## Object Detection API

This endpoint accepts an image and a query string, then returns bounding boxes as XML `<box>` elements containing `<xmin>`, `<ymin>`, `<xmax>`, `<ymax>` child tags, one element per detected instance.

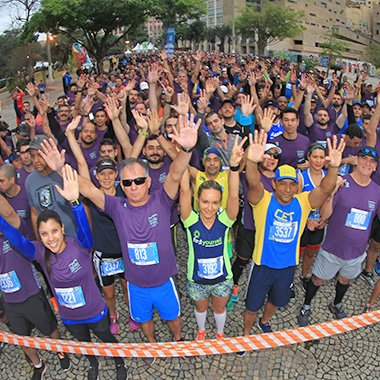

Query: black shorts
<box><xmin>300</xmin><ymin>228</ymin><xmax>325</xmax><ymax>248</ymax></box>
<box><xmin>235</xmin><ymin>222</ymin><xmax>255</xmax><ymax>260</ymax></box>
<box><xmin>371</xmin><ymin>215</ymin><xmax>380</xmax><ymax>243</ymax></box>
<box><xmin>4</xmin><ymin>290</ymin><xmax>57</xmax><ymax>336</ymax></box>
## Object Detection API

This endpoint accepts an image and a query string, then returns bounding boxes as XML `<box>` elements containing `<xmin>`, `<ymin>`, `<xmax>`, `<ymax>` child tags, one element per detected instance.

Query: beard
<box><xmin>146</xmin><ymin>154</ymin><xmax>164</xmax><ymax>164</ymax></box>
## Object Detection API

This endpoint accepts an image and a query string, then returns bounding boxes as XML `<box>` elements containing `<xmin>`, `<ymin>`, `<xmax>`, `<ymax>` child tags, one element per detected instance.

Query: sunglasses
<box><xmin>266</xmin><ymin>152</ymin><xmax>280</xmax><ymax>159</ymax></box>
<box><xmin>122</xmin><ymin>177</ymin><xmax>147</xmax><ymax>187</ymax></box>
<box><xmin>359</xmin><ymin>148</ymin><xmax>379</xmax><ymax>159</ymax></box>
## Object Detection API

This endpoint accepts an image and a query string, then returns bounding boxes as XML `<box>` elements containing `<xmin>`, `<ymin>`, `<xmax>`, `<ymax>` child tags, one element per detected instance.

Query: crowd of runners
<box><xmin>0</xmin><ymin>50</ymin><xmax>379</xmax><ymax>380</ymax></box>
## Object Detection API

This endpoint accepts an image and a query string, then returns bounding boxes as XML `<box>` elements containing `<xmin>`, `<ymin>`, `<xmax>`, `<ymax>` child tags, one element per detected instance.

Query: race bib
<box><xmin>309</xmin><ymin>208</ymin><xmax>321</xmax><ymax>221</ymax></box>
<box><xmin>197</xmin><ymin>256</ymin><xmax>224</xmax><ymax>280</ymax></box>
<box><xmin>269</xmin><ymin>220</ymin><xmax>298</xmax><ymax>243</ymax></box>
<box><xmin>0</xmin><ymin>271</ymin><xmax>21</xmax><ymax>293</ymax></box>
<box><xmin>100</xmin><ymin>257</ymin><xmax>124</xmax><ymax>276</ymax></box>
<box><xmin>127</xmin><ymin>242</ymin><xmax>159</xmax><ymax>266</ymax></box>
<box><xmin>55</xmin><ymin>286</ymin><xmax>86</xmax><ymax>309</ymax></box>
<box><xmin>345</xmin><ymin>208</ymin><xmax>371</xmax><ymax>230</ymax></box>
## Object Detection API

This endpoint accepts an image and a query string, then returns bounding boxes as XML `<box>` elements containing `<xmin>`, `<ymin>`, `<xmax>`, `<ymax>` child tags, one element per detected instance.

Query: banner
<box><xmin>72</xmin><ymin>42</ymin><xmax>91</xmax><ymax>68</ymax></box>
<box><xmin>165</xmin><ymin>27</ymin><xmax>176</xmax><ymax>56</ymax></box>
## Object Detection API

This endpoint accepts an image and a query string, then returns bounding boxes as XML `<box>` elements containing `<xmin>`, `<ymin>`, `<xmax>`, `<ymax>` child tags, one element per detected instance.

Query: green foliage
<box><xmin>206</xmin><ymin>25</ymin><xmax>232</xmax><ymax>52</ymax></box>
<box><xmin>236</xmin><ymin>0</ymin><xmax>305</xmax><ymax>55</ymax></box>
<box><xmin>365</xmin><ymin>44</ymin><xmax>380</xmax><ymax>68</ymax></box>
<box><xmin>176</xmin><ymin>20</ymin><xmax>207</xmax><ymax>48</ymax></box>
<box><xmin>320</xmin><ymin>29</ymin><xmax>347</xmax><ymax>68</ymax></box>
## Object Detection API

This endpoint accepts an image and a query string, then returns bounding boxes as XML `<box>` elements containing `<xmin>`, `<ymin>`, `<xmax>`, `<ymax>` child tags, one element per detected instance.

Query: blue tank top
<box><xmin>300</xmin><ymin>169</ymin><xmax>326</xmax><ymax>220</ymax></box>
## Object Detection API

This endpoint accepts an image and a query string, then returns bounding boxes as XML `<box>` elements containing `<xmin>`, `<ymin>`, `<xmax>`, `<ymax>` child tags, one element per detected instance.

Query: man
<box><xmin>78</xmin><ymin>122</ymin><xmax>106</xmax><ymax>169</ymax></box>
<box><xmin>241</xmin><ymin>130</ymin><xmax>343</xmax><ymax>342</ymax></box>
<box><xmin>298</xmin><ymin>146</ymin><xmax>380</xmax><ymax>325</ymax></box>
<box><xmin>16</xmin><ymin>139</ymin><xmax>34</xmax><ymax>188</ymax></box>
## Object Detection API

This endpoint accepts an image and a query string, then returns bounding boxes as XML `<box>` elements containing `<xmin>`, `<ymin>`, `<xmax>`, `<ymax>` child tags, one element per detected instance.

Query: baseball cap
<box><xmin>352</xmin><ymin>100</ymin><xmax>364</xmax><ymax>107</ymax></box>
<box><xmin>263</xmin><ymin>100</ymin><xmax>280</xmax><ymax>109</ymax></box>
<box><xmin>220</xmin><ymin>85</ymin><xmax>228</xmax><ymax>94</ymax></box>
<box><xmin>221</xmin><ymin>99</ymin><xmax>235</xmax><ymax>107</ymax></box>
<box><xmin>357</xmin><ymin>146</ymin><xmax>379</xmax><ymax>162</ymax></box>
<box><xmin>265</xmin><ymin>143</ymin><xmax>282</xmax><ymax>155</ymax></box>
<box><xmin>27</xmin><ymin>135</ymin><xmax>49</xmax><ymax>151</ymax></box>
<box><xmin>202</xmin><ymin>147</ymin><xmax>222</xmax><ymax>162</ymax></box>
<box><xmin>274</xmin><ymin>165</ymin><xmax>298</xmax><ymax>183</ymax></box>
<box><xmin>9</xmin><ymin>151</ymin><xmax>20</xmax><ymax>163</ymax></box>
<box><xmin>140</xmin><ymin>81</ymin><xmax>149</xmax><ymax>90</ymax></box>
<box><xmin>96</xmin><ymin>157</ymin><xmax>117</xmax><ymax>173</ymax></box>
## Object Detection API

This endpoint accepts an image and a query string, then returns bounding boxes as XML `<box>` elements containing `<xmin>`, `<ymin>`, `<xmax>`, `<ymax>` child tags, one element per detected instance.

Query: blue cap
<box><xmin>274</xmin><ymin>165</ymin><xmax>298</xmax><ymax>183</ymax></box>
<box><xmin>203</xmin><ymin>147</ymin><xmax>222</xmax><ymax>162</ymax></box>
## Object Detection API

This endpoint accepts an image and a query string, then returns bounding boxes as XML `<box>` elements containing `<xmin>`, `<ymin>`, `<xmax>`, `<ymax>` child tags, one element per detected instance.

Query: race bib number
<box><xmin>100</xmin><ymin>257</ymin><xmax>124</xmax><ymax>276</ymax></box>
<box><xmin>0</xmin><ymin>271</ymin><xmax>21</xmax><ymax>293</ymax></box>
<box><xmin>309</xmin><ymin>208</ymin><xmax>321</xmax><ymax>221</ymax></box>
<box><xmin>55</xmin><ymin>286</ymin><xmax>86</xmax><ymax>309</ymax></box>
<box><xmin>345</xmin><ymin>208</ymin><xmax>371</xmax><ymax>230</ymax></box>
<box><xmin>127</xmin><ymin>242</ymin><xmax>159</xmax><ymax>266</ymax></box>
<box><xmin>197</xmin><ymin>256</ymin><xmax>224</xmax><ymax>280</ymax></box>
<box><xmin>269</xmin><ymin>220</ymin><xmax>298</xmax><ymax>243</ymax></box>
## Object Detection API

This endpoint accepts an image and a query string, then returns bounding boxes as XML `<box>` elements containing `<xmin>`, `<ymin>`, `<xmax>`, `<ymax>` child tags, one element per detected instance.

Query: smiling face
<box><xmin>272</xmin><ymin>179</ymin><xmax>298</xmax><ymax>205</ymax></box>
<box><xmin>308</xmin><ymin>148</ymin><xmax>326</xmax><ymax>170</ymax></box>
<box><xmin>96</xmin><ymin>168</ymin><xmax>117</xmax><ymax>191</ymax></box>
<box><xmin>38</xmin><ymin>219</ymin><xmax>66</xmax><ymax>254</ymax></box>
<box><xmin>197</xmin><ymin>188</ymin><xmax>221</xmax><ymax>222</ymax></box>
<box><xmin>121</xmin><ymin>163</ymin><xmax>151</xmax><ymax>206</ymax></box>
<box><xmin>355</xmin><ymin>155</ymin><xmax>377</xmax><ymax>177</ymax></box>
<box><xmin>204</xmin><ymin>153</ymin><xmax>221</xmax><ymax>177</ymax></box>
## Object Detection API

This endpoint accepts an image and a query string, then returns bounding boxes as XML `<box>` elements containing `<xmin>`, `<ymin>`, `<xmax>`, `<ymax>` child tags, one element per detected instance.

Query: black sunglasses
<box><xmin>122</xmin><ymin>177</ymin><xmax>147</xmax><ymax>187</ymax></box>
<box><xmin>360</xmin><ymin>147</ymin><xmax>378</xmax><ymax>159</ymax></box>
<box><xmin>266</xmin><ymin>152</ymin><xmax>280</xmax><ymax>159</ymax></box>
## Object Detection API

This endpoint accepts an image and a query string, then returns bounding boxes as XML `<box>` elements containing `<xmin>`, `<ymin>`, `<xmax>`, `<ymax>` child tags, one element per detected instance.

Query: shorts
<box><xmin>235</xmin><ymin>222</ymin><xmax>255</xmax><ymax>260</ymax></box>
<box><xmin>300</xmin><ymin>228</ymin><xmax>325</xmax><ymax>248</ymax></box>
<box><xmin>371</xmin><ymin>215</ymin><xmax>380</xmax><ymax>243</ymax></box>
<box><xmin>65</xmin><ymin>312</ymin><xmax>110</xmax><ymax>340</ymax></box>
<box><xmin>4</xmin><ymin>290</ymin><xmax>57</xmax><ymax>336</ymax></box>
<box><xmin>187</xmin><ymin>278</ymin><xmax>234</xmax><ymax>301</ymax></box>
<box><xmin>127</xmin><ymin>278</ymin><xmax>181</xmax><ymax>323</ymax></box>
<box><xmin>245</xmin><ymin>264</ymin><xmax>296</xmax><ymax>312</ymax></box>
<box><xmin>93</xmin><ymin>251</ymin><xmax>125</xmax><ymax>287</ymax></box>
<box><xmin>312</xmin><ymin>248</ymin><xmax>366</xmax><ymax>281</ymax></box>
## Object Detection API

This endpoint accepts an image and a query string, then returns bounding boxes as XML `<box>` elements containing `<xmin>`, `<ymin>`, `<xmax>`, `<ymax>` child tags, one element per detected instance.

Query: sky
<box><xmin>0</xmin><ymin>5</ymin><xmax>16</xmax><ymax>33</ymax></box>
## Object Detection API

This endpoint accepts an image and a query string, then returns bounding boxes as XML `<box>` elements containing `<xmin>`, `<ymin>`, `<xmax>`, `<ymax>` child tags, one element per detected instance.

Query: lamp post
<box><xmin>232</xmin><ymin>0</ymin><xmax>236</xmax><ymax>54</ymax></box>
<box><xmin>46</xmin><ymin>33</ymin><xmax>54</xmax><ymax>82</ymax></box>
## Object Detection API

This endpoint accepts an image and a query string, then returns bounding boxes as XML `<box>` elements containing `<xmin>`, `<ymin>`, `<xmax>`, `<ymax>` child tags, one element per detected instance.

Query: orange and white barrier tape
<box><xmin>0</xmin><ymin>310</ymin><xmax>379</xmax><ymax>358</ymax></box>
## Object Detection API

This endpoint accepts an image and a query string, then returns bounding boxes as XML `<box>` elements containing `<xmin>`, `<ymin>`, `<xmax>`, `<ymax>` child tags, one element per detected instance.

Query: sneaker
<box><xmin>297</xmin><ymin>306</ymin><xmax>311</xmax><ymax>327</ymax></box>
<box><xmin>301</xmin><ymin>276</ymin><xmax>309</xmax><ymax>293</ymax></box>
<box><xmin>57</xmin><ymin>352</ymin><xmax>71</xmax><ymax>371</ymax></box>
<box><xmin>231</xmin><ymin>285</ymin><xmax>239</xmax><ymax>302</ymax></box>
<box><xmin>196</xmin><ymin>330</ymin><xmax>206</xmax><ymax>340</ymax></box>
<box><xmin>116</xmin><ymin>364</ymin><xmax>128</xmax><ymax>380</ymax></box>
<box><xmin>258</xmin><ymin>318</ymin><xmax>273</xmax><ymax>333</ymax></box>
<box><xmin>216</xmin><ymin>332</ymin><xmax>225</xmax><ymax>339</ymax></box>
<box><xmin>236</xmin><ymin>350</ymin><xmax>246</xmax><ymax>357</ymax></box>
<box><xmin>32</xmin><ymin>362</ymin><xmax>46</xmax><ymax>380</ymax></box>
<box><xmin>128</xmin><ymin>316</ymin><xmax>140</xmax><ymax>331</ymax></box>
<box><xmin>142</xmin><ymin>357</ymin><xmax>156</xmax><ymax>366</ymax></box>
<box><xmin>364</xmin><ymin>304</ymin><xmax>372</xmax><ymax>313</ymax></box>
<box><xmin>374</xmin><ymin>261</ymin><xmax>380</xmax><ymax>276</ymax></box>
<box><xmin>328</xmin><ymin>303</ymin><xmax>347</xmax><ymax>319</ymax></box>
<box><xmin>110</xmin><ymin>316</ymin><xmax>119</xmax><ymax>335</ymax></box>
<box><xmin>290</xmin><ymin>283</ymin><xmax>295</xmax><ymax>299</ymax></box>
<box><xmin>360</xmin><ymin>271</ymin><xmax>375</xmax><ymax>287</ymax></box>
<box><xmin>87</xmin><ymin>362</ymin><xmax>100</xmax><ymax>380</ymax></box>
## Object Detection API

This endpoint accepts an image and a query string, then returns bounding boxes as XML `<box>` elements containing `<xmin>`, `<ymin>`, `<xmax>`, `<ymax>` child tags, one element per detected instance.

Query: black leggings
<box><xmin>65</xmin><ymin>315</ymin><xmax>124</xmax><ymax>368</ymax></box>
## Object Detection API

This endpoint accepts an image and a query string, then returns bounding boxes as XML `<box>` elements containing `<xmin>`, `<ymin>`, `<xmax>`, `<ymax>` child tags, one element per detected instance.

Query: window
<box><xmin>294</xmin><ymin>40</ymin><xmax>303</xmax><ymax>45</ymax></box>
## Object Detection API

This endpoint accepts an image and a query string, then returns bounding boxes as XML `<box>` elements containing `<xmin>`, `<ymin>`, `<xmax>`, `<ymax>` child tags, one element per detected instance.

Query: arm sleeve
<box><xmin>47</xmin><ymin>112</ymin><xmax>66</xmax><ymax>145</ymax></box>
<box><xmin>71</xmin><ymin>203</ymin><xmax>93</xmax><ymax>249</ymax></box>
<box><xmin>0</xmin><ymin>216</ymin><xmax>36</xmax><ymax>260</ymax></box>
<box><xmin>13</xmin><ymin>99</ymin><xmax>23</xmax><ymax>119</ymax></box>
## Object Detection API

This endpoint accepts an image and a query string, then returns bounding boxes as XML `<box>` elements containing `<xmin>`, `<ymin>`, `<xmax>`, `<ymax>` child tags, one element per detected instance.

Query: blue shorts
<box><xmin>127</xmin><ymin>278</ymin><xmax>181</xmax><ymax>323</ymax></box>
<box><xmin>245</xmin><ymin>265</ymin><xmax>296</xmax><ymax>312</ymax></box>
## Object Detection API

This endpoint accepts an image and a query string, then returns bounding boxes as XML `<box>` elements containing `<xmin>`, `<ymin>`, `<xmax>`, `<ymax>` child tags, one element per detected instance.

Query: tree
<box><xmin>0</xmin><ymin>0</ymin><xmax>40</xmax><ymax>24</ymax></box>
<box><xmin>320</xmin><ymin>28</ymin><xmax>347</xmax><ymax>71</ymax></box>
<box><xmin>236</xmin><ymin>0</ymin><xmax>305</xmax><ymax>55</ymax></box>
<box><xmin>365</xmin><ymin>43</ymin><xmax>380</xmax><ymax>68</ymax></box>
<box><xmin>25</xmin><ymin>0</ymin><xmax>205</xmax><ymax>72</ymax></box>
<box><xmin>176</xmin><ymin>19</ymin><xmax>207</xmax><ymax>49</ymax></box>
<box><xmin>206</xmin><ymin>25</ymin><xmax>231</xmax><ymax>52</ymax></box>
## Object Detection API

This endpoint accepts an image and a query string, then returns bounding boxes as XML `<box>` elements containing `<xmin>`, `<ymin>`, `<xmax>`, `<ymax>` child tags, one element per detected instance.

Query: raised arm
<box><xmin>304</xmin><ymin>82</ymin><xmax>315</xmax><ymax>128</ymax></box>
<box><xmin>0</xmin><ymin>194</ymin><xmax>20</xmax><ymax>229</ymax></box>
<box><xmin>179</xmin><ymin>168</ymin><xmax>192</xmax><ymax>221</ymax></box>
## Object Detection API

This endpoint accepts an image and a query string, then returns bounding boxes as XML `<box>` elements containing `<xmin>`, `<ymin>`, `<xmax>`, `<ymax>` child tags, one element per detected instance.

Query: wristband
<box><xmin>181</xmin><ymin>146</ymin><xmax>194</xmax><ymax>153</ymax></box>
<box><xmin>165</xmin><ymin>100</ymin><xmax>172</xmax><ymax>104</ymax></box>
<box><xmin>77</xmin><ymin>89</ymin><xmax>83</xmax><ymax>93</ymax></box>
<box><xmin>299</xmin><ymin>86</ymin><xmax>306</xmax><ymax>91</ymax></box>
<box><xmin>151</xmin><ymin>131</ymin><xmax>162</xmax><ymax>138</ymax></box>
<box><xmin>83</xmin><ymin>114</ymin><xmax>89</xmax><ymax>117</ymax></box>
<box><xmin>70</xmin><ymin>199</ymin><xmax>80</xmax><ymax>207</ymax></box>
<box><xmin>229</xmin><ymin>165</ymin><xmax>240</xmax><ymax>172</ymax></box>
<box><xmin>138</xmin><ymin>129</ymin><xmax>149</xmax><ymax>136</ymax></box>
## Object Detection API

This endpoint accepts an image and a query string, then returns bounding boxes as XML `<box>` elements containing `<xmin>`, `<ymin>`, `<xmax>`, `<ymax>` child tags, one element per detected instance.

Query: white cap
<box><xmin>264</xmin><ymin>143</ymin><xmax>282</xmax><ymax>154</ymax></box>
<box><xmin>140</xmin><ymin>81</ymin><xmax>149</xmax><ymax>90</ymax></box>
<box><xmin>220</xmin><ymin>85</ymin><xmax>228</xmax><ymax>94</ymax></box>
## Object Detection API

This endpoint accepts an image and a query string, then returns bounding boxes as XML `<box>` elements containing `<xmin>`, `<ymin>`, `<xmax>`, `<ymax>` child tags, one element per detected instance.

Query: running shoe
<box><xmin>128</xmin><ymin>316</ymin><xmax>140</xmax><ymax>331</ymax></box>
<box><xmin>196</xmin><ymin>330</ymin><xmax>206</xmax><ymax>340</ymax></box>
<box><xmin>374</xmin><ymin>261</ymin><xmax>380</xmax><ymax>276</ymax></box>
<box><xmin>297</xmin><ymin>306</ymin><xmax>311</xmax><ymax>327</ymax></box>
<box><xmin>32</xmin><ymin>362</ymin><xmax>46</xmax><ymax>380</ymax></box>
<box><xmin>328</xmin><ymin>303</ymin><xmax>347</xmax><ymax>319</ymax></box>
<box><xmin>110</xmin><ymin>316</ymin><xmax>119</xmax><ymax>335</ymax></box>
<box><xmin>236</xmin><ymin>350</ymin><xmax>246</xmax><ymax>357</ymax></box>
<box><xmin>364</xmin><ymin>304</ymin><xmax>372</xmax><ymax>313</ymax></box>
<box><xmin>300</xmin><ymin>276</ymin><xmax>309</xmax><ymax>293</ymax></box>
<box><xmin>216</xmin><ymin>332</ymin><xmax>225</xmax><ymax>339</ymax></box>
<box><xmin>231</xmin><ymin>285</ymin><xmax>239</xmax><ymax>302</ymax></box>
<box><xmin>142</xmin><ymin>357</ymin><xmax>156</xmax><ymax>366</ymax></box>
<box><xmin>116</xmin><ymin>364</ymin><xmax>128</xmax><ymax>380</ymax></box>
<box><xmin>87</xmin><ymin>362</ymin><xmax>100</xmax><ymax>380</ymax></box>
<box><xmin>290</xmin><ymin>283</ymin><xmax>295</xmax><ymax>299</ymax></box>
<box><xmin>360</xmin><ymin>270</ymin><xmax>375</xmax><ymax>287</ymax></box>
<box><xmin>258</xmin><ymin>318</ymin><xmax>273</xmax><ymax>333</ymax></box>
<box><xmin>57</xmin><ymin>352</ymin><xmax>71</xmax><ymax>371</ymax></box>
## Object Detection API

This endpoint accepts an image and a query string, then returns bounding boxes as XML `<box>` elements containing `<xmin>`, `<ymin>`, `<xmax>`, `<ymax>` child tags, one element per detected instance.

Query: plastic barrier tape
<box><xmin>0</xmin><ymin>310</ymin><xmax>379</xmax><ymax>358</ymax></box>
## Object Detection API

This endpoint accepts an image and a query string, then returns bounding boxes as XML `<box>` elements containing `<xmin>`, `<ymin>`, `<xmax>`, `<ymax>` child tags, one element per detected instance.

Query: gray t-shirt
<box><xmin>25</xmin><ymin>171</ymin><xmax>77</xmax><ymax>236</ymax></box>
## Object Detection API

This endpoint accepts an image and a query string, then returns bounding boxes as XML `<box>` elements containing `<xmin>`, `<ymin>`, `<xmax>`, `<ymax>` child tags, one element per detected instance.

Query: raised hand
<box><xmin>258</xmin><ymin>107</ymin><xmax>276</xmax><ymax>132</ymax></box>
<box><xmin>125</xmin><ymin>79</ymin><xmax>136</xmax><ymax>93</ymax></box>
<box><xmin>25</xmin><ymin>82</ymin><xmax>37</xmax><ymax>97</ymax></box>
<box><xmin>325</xmin><ymin>135</ymin><xmax>345</xmax><ymax>168</ymax></box>
<box><xmin>205</xmin><ymin>77</ymin><xmax>218</xmax><ymax>95</ymax></box>
<box><xmin>248</xmin><ymin>71</ymin><xmax>257</xmax><ymax>87</ymax></box>
<box><xmin>105</xmin><ymin>95</ymin><xmax>121</xmax><ymax>121</ymax></box>
<box><xmin>148</xmin><ymin>110</ymin><xmax>161</xmax><ymax>135</ymax></box>
<box><xmin>171</xmin><ymin>93</ymin><xmax>190</xmax><ymax>116</ymax></box>
<box><xmin>229</xmin><ymin>135</ymin><xmax>247</xmax><ymax>167</ymax></box>
<box><xmin>246</xmin><ymin>130</ymin><xmax>268</xmax><ymax>164</ymax></box>
<box><xmin>132</xmin><ymin>109</ymin><xmax>148</xmax><ymax>130</ymax></box>
<box><xmin>168</xmin><ymin>114</ymin><xmax>200</xmax><ymax>151</ymax></box>
<box><xmin>39</xmin><ymin>138</ymin><xmax>65</xmax><ymax>172</ymax></box>
<box><xmin>148</xmin><ymin>63</ymin><xmax>159</xmax><ymax>84</ymax></box>
<box><xmin>241</xmin><ymin>95</ymin><xmax>256</xmax><ymax>116</ymax></box>
<box><xmin>55</xmin><ymin>164</ymin><xmax>79</xmax><ymax>203</ymax></box>
<box><xmin>66</xmin><ymin>115</ymin><xmax>81</xmax><ymax>134</ymax></box>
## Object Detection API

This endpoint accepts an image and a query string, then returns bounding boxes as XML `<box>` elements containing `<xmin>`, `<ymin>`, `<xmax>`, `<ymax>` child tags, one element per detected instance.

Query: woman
<box><xmin>298</xmin><ymin>143</ymin><xmax>327</xmax><ymax>290</ymax></box>
<box><xmin>180</xmin><ymin>135</ymin><xmax>245</xmax><ymax>340</ymax></box>
<box><xmin>0</xmin><ymin>165</ymin><xmax>128</xmax><ymax>380</ymax></box>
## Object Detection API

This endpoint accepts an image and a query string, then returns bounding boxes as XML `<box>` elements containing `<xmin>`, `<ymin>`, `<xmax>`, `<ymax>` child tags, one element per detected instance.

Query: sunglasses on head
<box><xmin>266</xmin><ymin>152</ymin><xmax>280</xmax><ymax>159</ymax></box>
<box><xmin>122</xmin><ymin>177</ymin><xmax>147</xmax><ymax>187</ymax></box>
<box><xmin>360</xmin><ymin>147</ymin><xmax>378</xmax><ymax>159</ymax></box>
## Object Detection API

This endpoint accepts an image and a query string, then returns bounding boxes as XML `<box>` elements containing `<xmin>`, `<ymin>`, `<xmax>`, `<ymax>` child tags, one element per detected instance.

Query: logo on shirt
<box><xmin>89</xmin><ymin>151</ymin><xmax>97</xmax><ymax>159</ymax></box>
<box><xmin>148</xmin><ymin>214</ymin><xmax>158</xmax><ymax>227</ymax></box>
<box><xmin>159</xmin><ymin>172</ymin><xmax>167</xmax><ymax>183</ymax></box>
<box><xmin>38</xmin><ymin>187</ymin><xmax>53</xmax><ymax>208</ymax></box>
<box><xmin>297</xmin><ymin>151</ymin><xmax>304</xmax><ymax>158</ymax></box>
<box><xmin>344</xmin><ymin>182</ymin><xmax>350</xmax><ymax>188</ymax></box>
<box><xmin>68</xmin><ymin>259</ymin><xmax>81</xmax><ymax>273</ymax></box>
<box><xmin>368</xmin><ymin>200</ymin><xmax>376</xmax><ymax>211</ymax></box>
<box><xmin>2</xmin><ymin>240</ymin><xmax>11</xmax><ymax>254</ymax></box>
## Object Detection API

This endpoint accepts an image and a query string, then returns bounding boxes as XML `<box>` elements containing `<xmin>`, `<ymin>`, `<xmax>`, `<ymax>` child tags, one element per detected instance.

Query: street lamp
<box><xmin>46</xmin><ymin>33</ymin><xmax>54</xmax><ymax>82</ymax></box>
<box><xmin>232</xmin><ymin>0</ymin><xmax>236</xmax><ymax>54</ymax></box>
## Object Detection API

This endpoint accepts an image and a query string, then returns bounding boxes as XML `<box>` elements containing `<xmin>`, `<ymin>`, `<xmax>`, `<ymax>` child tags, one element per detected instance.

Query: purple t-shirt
<box><xmin>33</xmin><ymin>237</ymin><xmax>105</xmax><ymax>320</ymax></box>
<box><xmin>272</xmin><ymin>134</ymin><xmax>310</xmax><ymax>168</ymax></box>
<box><xmin>322</xmin><ymin>175</ymin><xmax>380</xmax><ymax>259</ymax></box>
<box><xmin>16</xmin><ymin>167</ymin><xmax>32</xmax><ymax>189</ymax></box>
<box><xmin>307</xmin><ymin>121</ymin><xmax>335</xmax><ymax>143</ymax></box>
<box><xmin>0</xmin><ymin>224</ymin><xmax>41</xmax><ymax>303</ymax></box>
<box><xmin>104</xmin><ymin>189</ymin><xmax>178</xmax><ymax>287</ymax></box>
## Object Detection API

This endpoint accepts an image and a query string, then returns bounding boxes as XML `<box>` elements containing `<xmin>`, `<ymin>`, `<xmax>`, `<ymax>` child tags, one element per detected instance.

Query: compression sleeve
<box><xmin>71</xmin><ymin>203</ymin><xmax>94</xmax><ymax>249</ymax></box>
<box><xmin>0</xmin><ymin>216</ymin><xmax>36</xmax><ymax>260</ymax></box>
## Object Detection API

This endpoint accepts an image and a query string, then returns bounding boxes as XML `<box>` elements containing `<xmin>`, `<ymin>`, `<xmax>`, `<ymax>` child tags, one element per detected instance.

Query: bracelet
<box><xmin>165</xmin><ymin>100</ymin><xmax>172</xmax><ymax>104</ymax></box>
<box><xmin>70</xmin><ymin>199</ymin><xmax>80</xmax><ymax>207</ymax></box>
<box><xmin>181</xmin><ymin>146</ymin><xmax>194</xmax><ymax>153</ymax></box>
<box><xmin>77</xmin><ymin>89</ymin><xmax>83</xmax><ymax>92</ymax></box>
<box><xmin>138</xmin><ymin>129</ymin><xmax>149</xmax><ymax>136</ymax></box>
<box><xmin>299</xmin><ymin>87</ymin><xmax>306</xmax><ymax>91</ymax></box>
<box><xmin>151</xmin><ymin>131</ymin><xmax>162</xmax><ymax>138</ymax></box>
<box><xmin>83</xmin><ymin>114</ymin><xmax>89</xmax><ymax>117</ymax></box>
<box><xmin>229</xmin><ymin>165</ymin><xmax>240</xmax><ymax>172</ymax></box>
